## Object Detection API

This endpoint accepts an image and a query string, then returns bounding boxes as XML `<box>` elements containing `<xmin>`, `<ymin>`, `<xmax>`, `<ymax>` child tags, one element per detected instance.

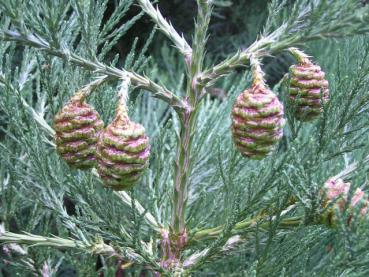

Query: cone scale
<box><xmin>54</xmin><ymin>95</ymin><xmax>104</xmax><ymax>169</ymax></box>
<box><xmin>231</xmin><ymin>83</ymin><xmax>285</xmax><ymax>160</ymax></box>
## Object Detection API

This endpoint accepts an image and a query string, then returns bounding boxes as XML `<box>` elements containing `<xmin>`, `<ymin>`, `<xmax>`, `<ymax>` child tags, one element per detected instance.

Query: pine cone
<box><xmin>231</xmin><ymin>84</ymin><xmax>285</xmax><ymax>160</ymax></box>
<box><xmin>54</xmin><ymin>99</ymin><xmax>104</xmax><ymax>169</ymax></box>
<box><xmin>97</xmin><ymin>114</ymin><xmax>150</xmax><ymax>191</ymax></box>
<box><xmin>288</xmin><ymin>62</ymin><xmax>329</xmax><ymax>121</ymax></box>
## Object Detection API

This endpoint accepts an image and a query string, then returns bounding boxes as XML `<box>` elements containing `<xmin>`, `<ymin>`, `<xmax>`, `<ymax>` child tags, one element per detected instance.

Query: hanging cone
<box><xmin>231</xmin><ymin>56</ymin><xmax>285</xmax><ymax>160</ymax></box>
<box><xmin>288</xmin><ymin>48</ymin><xmax>329</xmax><ymax>121</ymax></box>
<box><xmin>231</xmin><ymin>83</ymin><xmax>285</xmax><ymax>160</ymax></box>
<box><xmin>54</xmin><ymin>95</ymin><xmax>104</xmax><ymax>169</ymax></box>
<box><xmin>97</xmin><ymin>108</ymin><xmax>150</xmax><ymax>191</ymax></box>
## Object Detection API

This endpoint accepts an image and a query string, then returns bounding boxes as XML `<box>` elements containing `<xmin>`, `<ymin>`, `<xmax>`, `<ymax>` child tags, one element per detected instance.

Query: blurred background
<box><xmin>108</xmin><ymin>0</ymin><xmax>288</xmax><ymax>86</ymax></box>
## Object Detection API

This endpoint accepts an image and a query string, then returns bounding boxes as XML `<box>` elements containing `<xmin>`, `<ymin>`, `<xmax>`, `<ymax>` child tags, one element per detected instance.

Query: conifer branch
<box><xmin>199</xmin><ymin>2</ymin><xmax>369</xmax><ymax>87</ymax></box>
<box><xmin>2</xmin><ymin>30</ymin><xmax>186</xmax><ymax>111</ymax></box>
<box><xmin>190</xmin><ymin>0</ymin><xmax>213</xmax><ymax>101</ymax></box>
<box><xmin>192</xmin><ymin>0</ymin><xmax>212</xmax><ymax>75</ymax></box>
<box><xmin>1</xmin><ymin>0</ymin><xmax>369</xmax><ymax>274</ymax></box>
<box><xmin>197</xmin><ymin>30</ymin><xmax>280</xmax><ymax>87</ymax></box>
<box><xmin>0</xmin><ymin>74</ymin><xmax>161</xmax><ymax>235</ymax></box>
<box><xmin>0</xmin><ymin>231</ymin><xmax>117</xmax><ymax>256</ymax></box>
<box><xmin>190</xmin><ymin>204</ymin><xmax>299</xmax><ymax>243</ymax></box>
<box><xmin>189</xmin><ymin>150</ymin><xmax>369</xmax><ymax>245</ymax></box>
<box><xmin>0</xmin><ymin>231</ymin><xmax>165</xmax><ymax>273</ymax></box>
<box><xmin>136</xmin><ymin>0</ymin><xmax>192</xmax><ymax>60</ymax></box>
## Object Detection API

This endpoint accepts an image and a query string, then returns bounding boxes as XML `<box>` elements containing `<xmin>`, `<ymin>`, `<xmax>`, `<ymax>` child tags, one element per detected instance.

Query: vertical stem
<box><xmin>171</xmin><ymin>106</ymin><xmax>198</xmax><ymax>235</ymax></box>
<box><xmin>169</xmin><ymin>0</ymin><xmax>212</xmax><ymax>261</ymax></box>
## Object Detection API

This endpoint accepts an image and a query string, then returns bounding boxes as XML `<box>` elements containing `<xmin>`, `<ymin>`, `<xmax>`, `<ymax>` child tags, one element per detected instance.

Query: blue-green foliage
<box><xmin>0</xmin><ymin>0</ymin><xmax>369</xmax><ymax>276</ymax></box>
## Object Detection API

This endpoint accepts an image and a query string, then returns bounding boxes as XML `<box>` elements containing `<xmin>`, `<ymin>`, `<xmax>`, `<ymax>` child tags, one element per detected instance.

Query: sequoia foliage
<box><xmin>0</xmin><ymin>0</ymin><xmax>369</xmax><ymax>276</ymax></box>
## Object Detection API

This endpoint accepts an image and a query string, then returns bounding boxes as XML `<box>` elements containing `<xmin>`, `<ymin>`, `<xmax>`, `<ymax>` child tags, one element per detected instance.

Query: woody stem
<box><xmin>169</xmin><ymin>0</ymin><xmax>212</xmax><ymax>262</ymax></box>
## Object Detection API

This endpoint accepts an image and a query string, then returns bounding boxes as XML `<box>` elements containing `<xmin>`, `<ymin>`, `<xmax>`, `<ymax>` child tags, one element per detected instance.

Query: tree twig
<box><xmin>136</xmin><ymin>0</ymin><xmax>192</xmax><ymax>60</ymax></box>
<box><xmin>2</xmin><ymin>30</ymin><xmax>186</xmax><ymax>112</ymax></box>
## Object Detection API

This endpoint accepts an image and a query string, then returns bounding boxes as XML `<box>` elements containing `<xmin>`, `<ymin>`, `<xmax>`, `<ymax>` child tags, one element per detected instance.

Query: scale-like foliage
<box><xmin>1</xmin><ymin>0</ymin><xmax>369</xmax><ymax>276</ymax></box>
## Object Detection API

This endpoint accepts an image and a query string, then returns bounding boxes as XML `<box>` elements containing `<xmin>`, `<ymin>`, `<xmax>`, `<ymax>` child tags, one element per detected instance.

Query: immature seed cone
<box><xmin>288</xmin><ymin>61</ymin><xmax>329</xmax><ymax>121</ymax></box>
<box><xmin>97</xmin><ymin>111</ymin><xmax>150</xmax><ymax>191</ymax></box>
<box><xmin>321</xmin><ymin>178</ymin><xmax>369</xmax><ymax>227</ymax></box>
<box><xmin>54</xmin><ymin>96</ymin><xmax>104</xmax><ymax>169</ymax></box>
<box><xmin>231</xmin><ymin>84</ymin><xmax>285</xmax><ymax>160</ymax></box>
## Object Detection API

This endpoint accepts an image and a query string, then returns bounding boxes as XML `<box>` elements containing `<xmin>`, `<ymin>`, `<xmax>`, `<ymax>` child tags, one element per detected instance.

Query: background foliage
<box><xmin>1</xmin><ymin>0</ymin><xmax>369</xmax><ymax>276</ymax></box>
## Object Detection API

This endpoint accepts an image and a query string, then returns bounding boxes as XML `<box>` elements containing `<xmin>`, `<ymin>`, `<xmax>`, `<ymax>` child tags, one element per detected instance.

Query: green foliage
<box><xmin>0</xmin><ymin>0</ymin><xmax>369</xmax><ymax>276</ymax></box>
